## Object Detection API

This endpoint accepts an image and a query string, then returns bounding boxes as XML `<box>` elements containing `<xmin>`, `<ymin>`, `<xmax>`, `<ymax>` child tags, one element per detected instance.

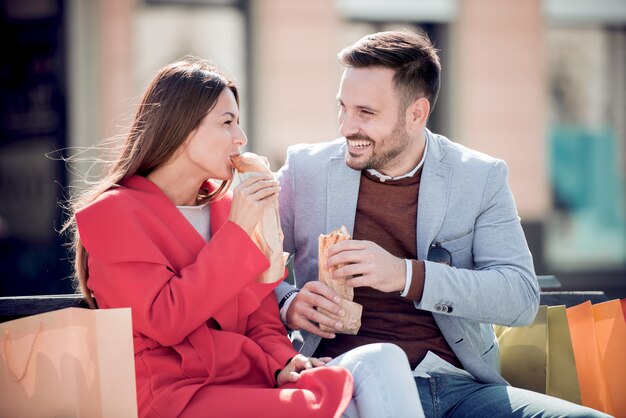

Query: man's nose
<box><xmin>339</xmin><ymin>113</ymin><xmax>360</xmax><ymax>138</ymax></box>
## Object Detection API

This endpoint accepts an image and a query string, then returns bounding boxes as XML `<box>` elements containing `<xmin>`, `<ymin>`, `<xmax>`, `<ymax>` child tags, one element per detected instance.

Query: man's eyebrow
<box><xmin>357</xmin><ymin>105</ymin><xmax>377</xmax><ymax>113</ymax></box>
<box><xmin>336</xmin><ymin>98</ymin><xmax>377</xmax><ymax>113</ymax></box>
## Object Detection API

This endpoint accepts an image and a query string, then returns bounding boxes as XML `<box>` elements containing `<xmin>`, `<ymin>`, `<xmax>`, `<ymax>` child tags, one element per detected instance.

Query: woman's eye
<box><xmin>224</xmin><ymin>120</ymin><xmax>233</xmax><ymax>126</ymax></box>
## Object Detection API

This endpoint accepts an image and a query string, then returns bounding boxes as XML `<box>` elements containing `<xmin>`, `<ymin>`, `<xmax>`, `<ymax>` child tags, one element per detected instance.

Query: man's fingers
<box><xmin>301</xmin><ymin>292</ymin><xmax>344</xmax><ymax>317</ymax></box>
<box><xmin>346</xmin><ymin>274</ymin><xmax>370</xmax><ymax>288</ymax></box>
<box><xmin>292</xmin><ymin>299</ymin><xmax>343</xmax><ymax>331</ymax></box>
<box><xmin>295</xmin><ymin>316</ymin><xmax>336</xmax><ymax>339</ymax></box>
<box><xmin>303</xmin><ymin>281</ymin><xmax>342</xmax><ymax>305</ymax></box>
<box><xmin>333</xmin><ymin>263</ymin><xmax>368</xmax><ymax>279</ymax></box>
<box><xmin>305</xmin><ymin>306</ymin><xmax>345</xmax><ymax>330</ymax></box>
<box><xmin>287</xmin><ymin>282</ymin><xmax>346</xmax><ymax>338</ymax></box>
<box><xmin>328</xmin><ymin>239</ymin><xmax>368</xmax><ymax>256</ymax></box>
<box><xmin>326</xmin><ymin>248</ymin><xmax>369</xmax><ymax>271</ymax></box>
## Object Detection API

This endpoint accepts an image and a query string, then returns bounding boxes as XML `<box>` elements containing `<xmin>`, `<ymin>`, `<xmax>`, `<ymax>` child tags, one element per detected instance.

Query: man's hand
<box><xmin>285</xmin><ymin>281</ymin><xmax>346</xmax><ymax>338</ymax></box>
<box><xmin>327</xmin><ymin>240</ymin><xmax>406</xmax><ymax>293</ymax></box>
<box><xmin>276</xmin><ymin>354</ymin><xmax>332</xmax><ymax>386</ymax></box>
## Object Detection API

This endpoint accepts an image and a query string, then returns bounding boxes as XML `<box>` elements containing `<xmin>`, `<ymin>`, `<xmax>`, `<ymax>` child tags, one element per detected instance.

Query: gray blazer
<box><xmin>275</xmin><ymin>128</ymin><xmax>539</xmax><ymax>384</ymax></box>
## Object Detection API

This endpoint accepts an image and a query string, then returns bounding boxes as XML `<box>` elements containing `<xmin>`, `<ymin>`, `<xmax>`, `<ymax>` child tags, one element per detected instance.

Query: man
<box><xmin>275</xmin><ymin>29</ymin><xmax>608</xmax><ymax>417</ymax></box>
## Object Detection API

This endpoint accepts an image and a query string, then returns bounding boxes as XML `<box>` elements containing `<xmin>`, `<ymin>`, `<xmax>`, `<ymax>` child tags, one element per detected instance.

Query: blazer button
<box><xmin>435</xmin><ymin>304</ymin><xmax>444</xmax><ymax>312</ymax></box>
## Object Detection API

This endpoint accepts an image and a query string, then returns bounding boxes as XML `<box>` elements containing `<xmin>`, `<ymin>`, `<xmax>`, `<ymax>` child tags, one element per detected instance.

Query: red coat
<box><xmin>76</xmin><ymin>175</ymin><xmax>352</xmax><ymax>418</ymax></box>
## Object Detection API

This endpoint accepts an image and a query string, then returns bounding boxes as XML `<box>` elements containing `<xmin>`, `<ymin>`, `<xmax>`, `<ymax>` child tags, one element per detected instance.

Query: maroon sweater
<box><xmin>315</xmin><ymin>169</ymin><xmax>461</xmax><ymax>369</ymax></box>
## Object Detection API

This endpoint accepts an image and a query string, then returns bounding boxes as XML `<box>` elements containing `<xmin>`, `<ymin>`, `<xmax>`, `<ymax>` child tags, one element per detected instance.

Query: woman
<box><xmin>62</xmin><ymin>57</ymin><xmax>422</xmax><ymax>418</ymax></box>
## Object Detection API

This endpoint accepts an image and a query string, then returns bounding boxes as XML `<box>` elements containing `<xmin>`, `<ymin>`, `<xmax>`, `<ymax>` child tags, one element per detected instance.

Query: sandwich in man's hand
<box><xmin>230</xmin><ymin>152</ymin><xmax>286</xmax><ymax>283</ymax></box>
<box><xmin>317</xmin><ymin>225</ymin><xmax>363</xmax><ymax>335</ymax></box>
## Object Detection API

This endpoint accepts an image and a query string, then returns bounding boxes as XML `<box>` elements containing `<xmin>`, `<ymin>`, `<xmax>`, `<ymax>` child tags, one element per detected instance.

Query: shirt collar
<box><xmin>366</xmin><ymin>135</ymin><xmax>429</xmax><ymax>182</ymax></box>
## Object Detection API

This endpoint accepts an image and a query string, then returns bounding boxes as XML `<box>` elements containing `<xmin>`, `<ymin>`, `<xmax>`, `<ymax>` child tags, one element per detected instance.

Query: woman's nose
<box><xmin>234</xmin><ymin>125</ymin><xmax>247</xmax><ymax>147</ymax></box>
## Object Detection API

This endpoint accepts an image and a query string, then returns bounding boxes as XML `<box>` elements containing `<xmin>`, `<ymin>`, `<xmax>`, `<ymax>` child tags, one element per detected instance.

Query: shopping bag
<box><xmin>545</xmin><ymin>305</ymin><xmax>581</xmax><ymax>403</ymax></box>
<box><xmin>495</xmin><ymin>306</ymin><xmax>548</xmax><ymax>394</ymax></box>
<box><xmin>0</xmin><ymin>307</ymin><xmax>138</xmax><ymax>418</ymax></box>
<box><xmin>567</xmin><ymin>300</ymin><xmax>626</xmax><ymax>417</ymax></box>
<box><xmin>495</xmin><ymin>305</ymin><xmax>581</xmax><ymax>404</ymax></box>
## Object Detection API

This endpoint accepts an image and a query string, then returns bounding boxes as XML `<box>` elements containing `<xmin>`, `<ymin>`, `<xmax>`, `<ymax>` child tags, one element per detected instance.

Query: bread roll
<box><xmin>318</xmin><ymin>226</ymin><xmax>353</xmax><ymax>300</ymax></box>
<box><xmin>231</xmin><ymin>152</ymin><xmax>286</xmax><ymax>283</ymax></box>
<box><xmin>317</xmin><ymin>226</ymin><xmax>362</xmax><ymax>334</ymax></box>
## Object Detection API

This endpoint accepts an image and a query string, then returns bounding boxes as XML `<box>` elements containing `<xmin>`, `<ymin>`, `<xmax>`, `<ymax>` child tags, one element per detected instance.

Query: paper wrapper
<box><xmin>235</xmin><ymin>169</ymin><xmax>286</xmax><ymax>283</ymax></box>
<box><xmin>318</xmin><ymin>300</ymin><xmax>363</xmax><ymax>335</ymax></box>
<box><xmin>317</xmin><ymin>226</ymin><xmax>362</xmax><ymax>334</ymax></box>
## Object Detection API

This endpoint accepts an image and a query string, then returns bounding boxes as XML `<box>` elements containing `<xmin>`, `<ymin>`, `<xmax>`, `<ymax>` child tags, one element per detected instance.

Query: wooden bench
<box><xmin>0</xmin><ymin>275</ymin><xmax>609</xmax><ymax>323</ymax></box>
<box><xmin>0</xmin><ymin>294</ymin><xmax>88</xmax><ymax>323</ymax></box>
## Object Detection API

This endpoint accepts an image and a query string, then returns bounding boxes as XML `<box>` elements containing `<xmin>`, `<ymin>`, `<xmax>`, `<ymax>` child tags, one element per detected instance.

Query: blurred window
<box><xmin>545</xmin><ymin>26</ymin><xmax>626</xmax><ymax>270</ymax></box>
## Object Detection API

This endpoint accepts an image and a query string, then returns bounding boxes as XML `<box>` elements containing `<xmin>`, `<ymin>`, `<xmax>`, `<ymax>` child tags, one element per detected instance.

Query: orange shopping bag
<box><xmin>0</xmin><ymin>307</ymin><xmax>138</xmax><ymax>418</ymax></box>
<box><xmin>566</xmin><ymin>300</ymin><xmax>626</xmax><ymax>417</ymax></box>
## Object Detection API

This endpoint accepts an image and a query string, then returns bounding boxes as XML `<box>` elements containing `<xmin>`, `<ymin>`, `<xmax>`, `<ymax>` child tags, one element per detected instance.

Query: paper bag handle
<box><xmin>3</xmin><ymin>322</ymin><xmax>43</xmax><ymax>382</ymax></box>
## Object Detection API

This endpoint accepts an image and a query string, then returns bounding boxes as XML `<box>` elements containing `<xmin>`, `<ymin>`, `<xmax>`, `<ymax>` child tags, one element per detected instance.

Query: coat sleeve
<box><xmin>417</xmin><ymin>160</ymin><xmax>539</xmax><ymax>326</ymax></box>
<box><xmin>86</xmin><ymin>221</ymin><xmax>270</xmax><ymax>346</ymax></box>
<box><xmin>244</xmin><ymin>290</ymin><xmax>298</xmax><ymax>382</ymax></box>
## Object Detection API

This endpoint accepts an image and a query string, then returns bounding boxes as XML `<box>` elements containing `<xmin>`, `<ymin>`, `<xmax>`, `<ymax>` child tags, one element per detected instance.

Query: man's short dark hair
<box><xmin>338</xmin><ymin>29</ymin><xmax>441</xmax><ymax>113</ymax></box>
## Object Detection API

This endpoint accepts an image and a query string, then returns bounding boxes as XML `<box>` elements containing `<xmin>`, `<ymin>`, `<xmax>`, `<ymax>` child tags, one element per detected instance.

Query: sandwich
<box><xmin>230</xmin><ymin>152</ymin><xmax>286</xmax><ymax>283</ymax></box>
<box><xmin>317</xmin><ymin>225</ymin><xmax>362</xmax><ymax>334</ymax></box>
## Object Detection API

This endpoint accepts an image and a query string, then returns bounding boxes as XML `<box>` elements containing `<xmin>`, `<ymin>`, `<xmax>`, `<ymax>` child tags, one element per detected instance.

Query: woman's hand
<box><xmin>276</xmin><ymin>354</ymin><xmax>332</xmax><ymax>386</ymax></box>
<box><xmin>228</xmin><ymin>174</ymin><xmax>280</xmax><ymax>235</ymax></box>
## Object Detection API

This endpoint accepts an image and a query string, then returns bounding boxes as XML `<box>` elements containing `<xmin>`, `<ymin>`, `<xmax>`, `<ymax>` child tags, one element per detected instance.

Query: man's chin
<box><xmin>345</xmin><ymin>154</ymin><xmax>369</xmax><ymax>171</ymax></box>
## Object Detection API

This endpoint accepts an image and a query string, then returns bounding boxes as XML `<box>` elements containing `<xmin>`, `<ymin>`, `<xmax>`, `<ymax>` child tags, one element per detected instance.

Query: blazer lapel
<box><xmin>326</xmin><ymin>153</ymin><xmax>361</xmax><ymax>235</ymax></box>
<box><xmin>417</xmin><ymin>131</ymin><xmax>452</xmax><ymax>260</ymax></box>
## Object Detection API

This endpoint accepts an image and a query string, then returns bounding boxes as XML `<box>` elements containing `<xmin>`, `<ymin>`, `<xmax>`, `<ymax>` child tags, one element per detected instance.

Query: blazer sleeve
<box><xmin>417</xmin><ymin>160</ymin><xmax>539</xmax><ymax>327</ymax></box>
<box><xmin>276</xmin><ymin>148</ymin><xmax>296</xmax><ymax>256</ymax></box>
<box><xmin>86</xmin><ymin>221</ymin><xmax>270</xmax><ymax>346</ymax></box>
<box><xmin>275</xmin><ymin>149</ymin><xmax>300</xmax><ymax>304</ymax></box>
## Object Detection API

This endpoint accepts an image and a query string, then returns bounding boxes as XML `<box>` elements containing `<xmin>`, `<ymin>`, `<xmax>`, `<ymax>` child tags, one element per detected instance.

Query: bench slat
<box><xmin>0</xmin><ymin>294</ymin><xmax>88</xmax><ymax>323</ymax></box>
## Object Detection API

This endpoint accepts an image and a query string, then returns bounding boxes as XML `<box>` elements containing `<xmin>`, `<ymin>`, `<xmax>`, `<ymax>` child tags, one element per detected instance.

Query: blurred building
<box><xmin>1</xmin><ymin>0</ymin><xmax>625</xmax><ymax>296</ymax></box>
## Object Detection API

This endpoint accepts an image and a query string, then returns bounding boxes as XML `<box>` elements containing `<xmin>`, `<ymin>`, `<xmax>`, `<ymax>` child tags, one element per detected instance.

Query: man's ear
<box><xmin>406</xmin><ymin>97</ymin><xmax>430</xmax><ymax>130</ymax></box>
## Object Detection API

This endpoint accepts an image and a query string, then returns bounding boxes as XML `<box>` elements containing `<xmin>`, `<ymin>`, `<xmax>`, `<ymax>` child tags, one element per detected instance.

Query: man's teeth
<box><xmin>349</xmin><ymin>140</ymin><xmax>371</xmax><ymax>148</ymax></box>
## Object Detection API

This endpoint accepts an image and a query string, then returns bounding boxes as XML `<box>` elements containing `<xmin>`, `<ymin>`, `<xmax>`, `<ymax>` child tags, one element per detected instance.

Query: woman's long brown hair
<box><xmin>61</xmin><ymin>57</ymin><xmax>238</xmax><ymax>308</ymax></box>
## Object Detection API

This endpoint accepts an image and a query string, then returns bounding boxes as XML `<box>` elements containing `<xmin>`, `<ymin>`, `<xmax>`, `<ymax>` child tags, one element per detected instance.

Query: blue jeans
<box><xmin>415</xmin><ymin>372</ymin><xmax>612</xmax><ymax>418</ymax></box>
<box><xmin>327</xmin><ymin>343</ymin><xmax>425</xmax><ymax>418</ymax></box>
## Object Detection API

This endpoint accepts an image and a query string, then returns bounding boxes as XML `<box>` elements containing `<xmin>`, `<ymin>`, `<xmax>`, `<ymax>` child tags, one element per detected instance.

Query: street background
<box><xmin>1</xmin><ymin>0</ymin><xmax>625</xmax><ymax>297</ymax></box>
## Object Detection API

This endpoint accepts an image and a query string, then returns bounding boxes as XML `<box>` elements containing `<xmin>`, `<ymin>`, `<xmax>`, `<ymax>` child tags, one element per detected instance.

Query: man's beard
<box><xmin>345</xmin><ymin>119</ymin><xmax>409</xmax><ymax>172</ymax></box>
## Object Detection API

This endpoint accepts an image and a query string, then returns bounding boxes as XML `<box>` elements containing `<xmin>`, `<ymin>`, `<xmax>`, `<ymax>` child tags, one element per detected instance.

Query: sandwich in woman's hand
<box><xmin>230</xmin><ymin>152</ymin><xmax>286</xmax><ymax>283</ymax></box>
<box><xmin>317</xmin><ymin>225</ymin><xmax>362</xmax><ymax>334</ymax></box>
